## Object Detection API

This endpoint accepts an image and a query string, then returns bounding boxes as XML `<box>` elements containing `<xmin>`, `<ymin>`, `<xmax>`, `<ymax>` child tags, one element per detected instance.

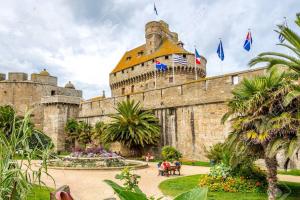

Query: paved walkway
<box><xmin>40</xmin><ymin>162</ymin><xmax>300</xmax><ymax>200</ymax></box>
<box><xmin>41</xmin><ymin>163</ymin><xmax>209</xmax><ymax>200</ymax></box>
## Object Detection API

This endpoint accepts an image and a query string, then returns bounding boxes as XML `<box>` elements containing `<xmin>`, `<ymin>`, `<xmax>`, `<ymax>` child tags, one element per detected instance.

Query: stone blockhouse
<box><xmin>0</xmin><ymin>69</ymin><xmax>82</xmax><ymax>151</ymax></box>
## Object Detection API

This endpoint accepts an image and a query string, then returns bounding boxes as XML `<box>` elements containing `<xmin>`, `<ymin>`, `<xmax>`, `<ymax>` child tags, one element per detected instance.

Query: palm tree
<box><xmin>92</xmin><ymin>121</ymin><xmax>107</xmax><ymax>145</ymax></box>
<box><xmin>103</xmin><ymin>100</ymin><xmax>160</xmax><ymax>155</ymax></box>
<box><xmin>249</xmin><ymin>13</ymin><xmax>300</xmax><ymax>72</ymax></box>
<box><xmin>77</xmin><ymin>121</ymin><xmax>92</xmax><ymax>147</ymax></box>
<box><xmin>65</xmin><ymin>118</ymin><xmax>80</xmax><ymax>148</ymax></box>
<box><xmin>249</xmin><ymin>13</ymin><xmax>300</xmax><ymax>109</ymax></box>
<box><xmin>222</xmin><ymin>68</ymin><xmax>300</xmax><ymax>200</ymax></box>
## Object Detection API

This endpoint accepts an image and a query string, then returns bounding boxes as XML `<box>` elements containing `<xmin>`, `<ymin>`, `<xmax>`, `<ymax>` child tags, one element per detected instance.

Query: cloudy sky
<box><xmin>0</xmin><ymin>0</ymin><xmax>299</xmax><ymax>99</ymax></box>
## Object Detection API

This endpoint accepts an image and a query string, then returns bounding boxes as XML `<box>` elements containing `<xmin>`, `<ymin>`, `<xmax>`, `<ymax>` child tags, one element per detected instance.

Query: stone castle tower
<box><xmin>0</xmin><ymin>69</ymin><xmax>82</xmax><ymax>151</ymax></box>
<box><xmin>109</xmin><ymin>20</ymin><xmax>207</xmax><ymax>97</ymax></box>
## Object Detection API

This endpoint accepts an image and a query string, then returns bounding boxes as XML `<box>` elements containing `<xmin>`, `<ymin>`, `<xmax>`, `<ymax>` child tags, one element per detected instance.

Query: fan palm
<box><xmin>103</xmin><ymin>100</ymin><xmax>160</xmax><ymax>155</ymax></box>
<box><xmin>222</xmin><ymin>68</ymin><xmax>300</xmax><ymax>200</ymax></box>
<box><xmin>77</xmin><ymin>121</ymin><xmax>92</xmax><ymax>146</ymax></box>
<box><xmin>65</xmin><ymin>118</ymin><xmax>80</xmax><ymax>148</ymax></box>
<box><xmin>92</xmin><ymin>121</ymin><xmax>107</xmax><ymax>145</ymax></box>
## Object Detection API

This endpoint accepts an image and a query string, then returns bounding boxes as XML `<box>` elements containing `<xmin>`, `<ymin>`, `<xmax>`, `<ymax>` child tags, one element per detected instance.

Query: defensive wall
<box><xmin>78</xmin><ymin>67</ymin><xmax>266</xmax><ymax>160</ymax></box>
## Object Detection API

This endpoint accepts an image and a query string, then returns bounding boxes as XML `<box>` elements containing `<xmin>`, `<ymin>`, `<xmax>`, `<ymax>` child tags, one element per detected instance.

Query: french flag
<box><xmin>195</xmin><ymin>48</ymin><xmax>201</xmax><ymax>64</ymax></box>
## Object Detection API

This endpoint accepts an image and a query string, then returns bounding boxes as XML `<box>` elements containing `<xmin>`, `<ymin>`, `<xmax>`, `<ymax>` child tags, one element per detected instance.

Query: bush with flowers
<box><xmin>199</xmin><ymin>162</ymin><xmax>267</xmax><ymax>193</ymax></box>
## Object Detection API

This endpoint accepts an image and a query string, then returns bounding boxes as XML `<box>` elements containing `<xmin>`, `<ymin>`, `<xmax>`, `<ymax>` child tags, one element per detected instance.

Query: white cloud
<box><xmin>0</xmin><ymin>0</ymin><xmax>299</xmax><ymax>99</ymax></box>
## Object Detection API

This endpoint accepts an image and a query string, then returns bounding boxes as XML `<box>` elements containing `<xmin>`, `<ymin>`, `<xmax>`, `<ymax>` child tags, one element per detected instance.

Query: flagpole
<box><xmin>172</xmin><ymin>54</ymin><xmax>175</xmax><ymax>85</ymax></box>
<box><xmin>154</xmin><ymin>61</ymin><xmax>157</xmax><ymax>89</ymax></box>
<box><xmin>194</xmin><ymin>45</ymin><xmax>197</xmax><ymax>80</ymax></box>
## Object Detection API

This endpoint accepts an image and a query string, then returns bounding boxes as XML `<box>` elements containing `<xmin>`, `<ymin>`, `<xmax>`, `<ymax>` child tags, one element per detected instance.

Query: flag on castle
<box><xmin>217</xmin><ymin>40</ymin><xmax>224</xmax><ymax>61</ymax></box>
<box><xmin>243</xmin><ymin>31</ymin><xmax>253</xmax><ymax>51</ymax></box>
<box><xmin>154</xmin><ymin>3</ymin><xmax>158</xmax><ymax>16</ymax></box>
<box><xmin>195</xmin><ymin>48</ymin><xmax>201</xmax><ymax>64</ymax></box>
<box><xmin>173</xmin><ymin>54</ymin><xmax>187</xmax><ymax>65</ymax></box>
<box><xmin>155</xmin><ymin>60</ymin><xmax>167</xmax><ymax>71</ymax></box>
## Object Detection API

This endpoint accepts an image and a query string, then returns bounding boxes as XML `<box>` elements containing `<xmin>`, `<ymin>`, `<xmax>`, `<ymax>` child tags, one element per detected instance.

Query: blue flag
<box><xmin>243</xmin><ymin>31</ymin><xmax>253</xmax><ymax>51</ymax></box>
<box><xmin>155</xmin><ymin>60</ymin><xmax>167</xmax><ymax>71</ymax></box>
<box><xmin>154</xmin><ymin>3</ymin><xmax>158</xmax><ymax>16</ymax></box>
<box><xmin>217</xmin><ymin>40</ymin><xmax>224</xmax><ymax>61</ymax></box>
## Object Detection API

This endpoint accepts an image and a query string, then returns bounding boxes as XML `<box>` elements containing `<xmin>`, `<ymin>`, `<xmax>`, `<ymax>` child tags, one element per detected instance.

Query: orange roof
<box><xmin>111</xmin><ymin>39</ymin><xmax>192</xmax><ymax>73</ymax></box>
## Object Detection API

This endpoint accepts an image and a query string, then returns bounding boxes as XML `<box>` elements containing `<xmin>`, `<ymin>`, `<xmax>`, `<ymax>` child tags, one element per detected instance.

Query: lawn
<box><xmin>27</xmin><ymin>185</ymin><xmax>53</xmax><ymax>200</ymax></box>
<box><xmin>278</xmin><ymin>169</ymin><xmax>300</xmax><ymax>176</ymax></box>
<box><xmin>181</xmin><ymin>161</ymin><xmax>211</xmax><ymax>167</ymax></box>
<box><xmin>159</xmin><ymin>174</ymin><xmax>300</xmax><ymax>200</ymax></box>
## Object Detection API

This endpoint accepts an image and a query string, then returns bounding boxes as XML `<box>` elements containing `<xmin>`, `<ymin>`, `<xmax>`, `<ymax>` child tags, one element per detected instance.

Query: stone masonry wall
<box><xmin>78</xmin><ymin>67</ymin><xmax>266</xmax><ymax>160</ymax></box>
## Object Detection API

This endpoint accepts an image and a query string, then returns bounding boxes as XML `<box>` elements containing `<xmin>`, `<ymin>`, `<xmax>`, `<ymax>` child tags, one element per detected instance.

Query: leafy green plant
<box><xmin>209</xmin><ymin>163</ymin><xmax>231</xmax><ymax>179</ymax></box>
<box><xmin>115</xmin><ymin>167</ymin><xmax>141</xmax><ymax>191</ymax></box>
<box><xmin>65</xmin><ymin>118</ymin><xmax>79</xmax><ymax>148</ymax></box>
<box><xmin>0</xmin><ymin>109</ymin><xmax>53</xmax><ymax>199</ymax></box>
<box><xmin>161</xmin><ymin>146</ymin><xmax>182</xmax><ymax>161</ymax></box>
<box><xmin>103</xmin><ymin>100</ymin><xmax>160</xmax><ymax>156</ymax></box>
<box><xmin>92</xmin><ymin>121</ymin><xmax>107</xmax><ymax>145</ymax></box>
<box><xmin>104</xmin><ymin>179</ymin><xmax>208</xmax><ymax>200</ymax></box>
<box><xmin>77</xmin><ymin>121</ymin><xmax>92</xmax><ymax>146</ymax></box>
<box><xmin>205</xmin><ymin>143</ymin><xmax>230</xmax><ymax>165</ymax></box>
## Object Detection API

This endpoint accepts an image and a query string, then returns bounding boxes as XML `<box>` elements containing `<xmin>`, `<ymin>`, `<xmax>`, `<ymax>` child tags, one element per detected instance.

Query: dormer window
<box><xmin>126</xmin><ymin>56</ymin><xmax>131</xmax><ymax>61</ymax></box>
<box><xmin>138</xmin><ymin>51</ymin><xmax>144</xmax><ymax>56</ymax></box>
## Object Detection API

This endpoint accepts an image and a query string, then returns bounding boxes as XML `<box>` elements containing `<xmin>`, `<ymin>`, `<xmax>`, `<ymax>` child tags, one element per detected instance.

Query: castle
<box><xmin>1</xmin><ymin>20</ymin><xmax>299</xmax><ymax>168</ymax></box>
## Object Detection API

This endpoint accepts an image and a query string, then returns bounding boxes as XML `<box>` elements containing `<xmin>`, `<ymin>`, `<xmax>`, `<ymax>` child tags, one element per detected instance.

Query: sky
<box><xmin>0</xmin><ymin>0</ymin><xmax>299</xmax><ymax>99</ymax></box>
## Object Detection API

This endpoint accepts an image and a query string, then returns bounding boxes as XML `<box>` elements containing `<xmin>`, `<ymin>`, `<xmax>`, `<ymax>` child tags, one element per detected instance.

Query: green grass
<box><xmin>181</xmin><ymin>161</ymin><xmax>211</xmax><ymax>167</ymax></box>
<box><xmin>278</xmin><ymin>169</ymin><xmax>300</xmax><ymax>176</ymax></box>
<box><xmin>159</xmin><ymin>174</ymin><xmax>300</xmax><ymax>200</ymax></box>
<box><xmin>27</xmin><ymin>185</ymin><xmax>53</xmax><ymax>200</ymax></box>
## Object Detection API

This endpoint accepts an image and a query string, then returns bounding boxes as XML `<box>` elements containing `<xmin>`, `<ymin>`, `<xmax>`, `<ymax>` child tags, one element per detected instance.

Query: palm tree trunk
<box><xmin>265</xmin><ymin>156</ymin><xmax>278</xmax><ymax>200</ymax></box>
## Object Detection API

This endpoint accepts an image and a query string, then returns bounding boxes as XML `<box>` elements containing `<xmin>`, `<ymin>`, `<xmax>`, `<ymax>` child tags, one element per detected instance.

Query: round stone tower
<box><xmin>145</xmin><ymin>21</ymin><xmax>163</xmax><ymax>55</ymax></box>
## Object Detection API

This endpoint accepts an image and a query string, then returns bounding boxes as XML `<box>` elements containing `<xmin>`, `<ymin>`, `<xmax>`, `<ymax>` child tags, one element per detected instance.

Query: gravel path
<box><xmin>40</xmin><ymin>162</ymin><xmax>300</xmax><ymax>200</ymax></box>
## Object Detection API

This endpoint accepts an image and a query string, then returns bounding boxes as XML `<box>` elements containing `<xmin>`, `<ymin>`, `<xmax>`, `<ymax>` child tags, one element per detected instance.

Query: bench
<box><xmin>159</xmin><ymin>165</ymin><xmax>181</xmax><ymax>176</ymax></box>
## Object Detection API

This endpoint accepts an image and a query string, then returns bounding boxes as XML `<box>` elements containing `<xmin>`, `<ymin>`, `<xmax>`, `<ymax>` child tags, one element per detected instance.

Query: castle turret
<box><xmin>145</xmin><ymin>21</ymin><xmax>163</xmax><ymax>54</ymax></box>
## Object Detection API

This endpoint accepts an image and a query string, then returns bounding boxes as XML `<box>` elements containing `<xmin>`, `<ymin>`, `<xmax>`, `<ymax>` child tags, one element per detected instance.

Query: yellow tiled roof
<box><xmin>111</xmin><ymin>39</ymin><xmax>192</xmax><ymax>73</ymax></box>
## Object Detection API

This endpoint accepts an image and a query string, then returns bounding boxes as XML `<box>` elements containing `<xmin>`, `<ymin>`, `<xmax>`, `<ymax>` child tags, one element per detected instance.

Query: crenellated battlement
<box><xmin>80</xmin><ymin>67</ymin><xmax>266</xmax><ymax>119</ymax></box>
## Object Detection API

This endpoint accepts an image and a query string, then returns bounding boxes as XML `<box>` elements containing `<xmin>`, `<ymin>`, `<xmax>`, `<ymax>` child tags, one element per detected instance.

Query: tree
<box><xmin>249</xmin><ymin>13</ymin><xmax>300</xmax><ymax>73</ymax></box>
<box><xmin>222</xmin><ymin>68</ymin><xmax>300</xmax><ymax>200</ymax></box>
<box><xmin>92</xmin><ymin>121</ymin><xmax>107</xmax><ymax>145</ymax></box>
<box><xmin>77</xmin><ymin>121</ymin><xmax>92</xmax><ymax>146</ymax></box>
<box><xmin>103</xmin><ymin>100</ymin><xmax>160</xmax><ymax>155</ymax></box>
<box><xmin>65</xmin><ymin>118</ymin><xmax>80</xmax><ymax>148</ymax></box>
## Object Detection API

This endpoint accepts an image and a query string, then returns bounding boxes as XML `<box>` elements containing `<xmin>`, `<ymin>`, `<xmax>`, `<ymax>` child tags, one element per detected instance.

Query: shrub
<box><xmin>161</xmin><ymin>146</ymin><xmax>182</xmax><ymax>161</ymax></box>
<box><xmin>205</xmin><ymin>143</ymin><xmax>230</xmax><ymax>165</ymax></box>
<box><xmin>209</xmin><ymin>163</ymin><xmax>232</xmax><ymax>179</ymax></box>
<box><xmin>199</xmin><ymin>175</ymin><xmax>267</xmax><ymax>193</ymax></box>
